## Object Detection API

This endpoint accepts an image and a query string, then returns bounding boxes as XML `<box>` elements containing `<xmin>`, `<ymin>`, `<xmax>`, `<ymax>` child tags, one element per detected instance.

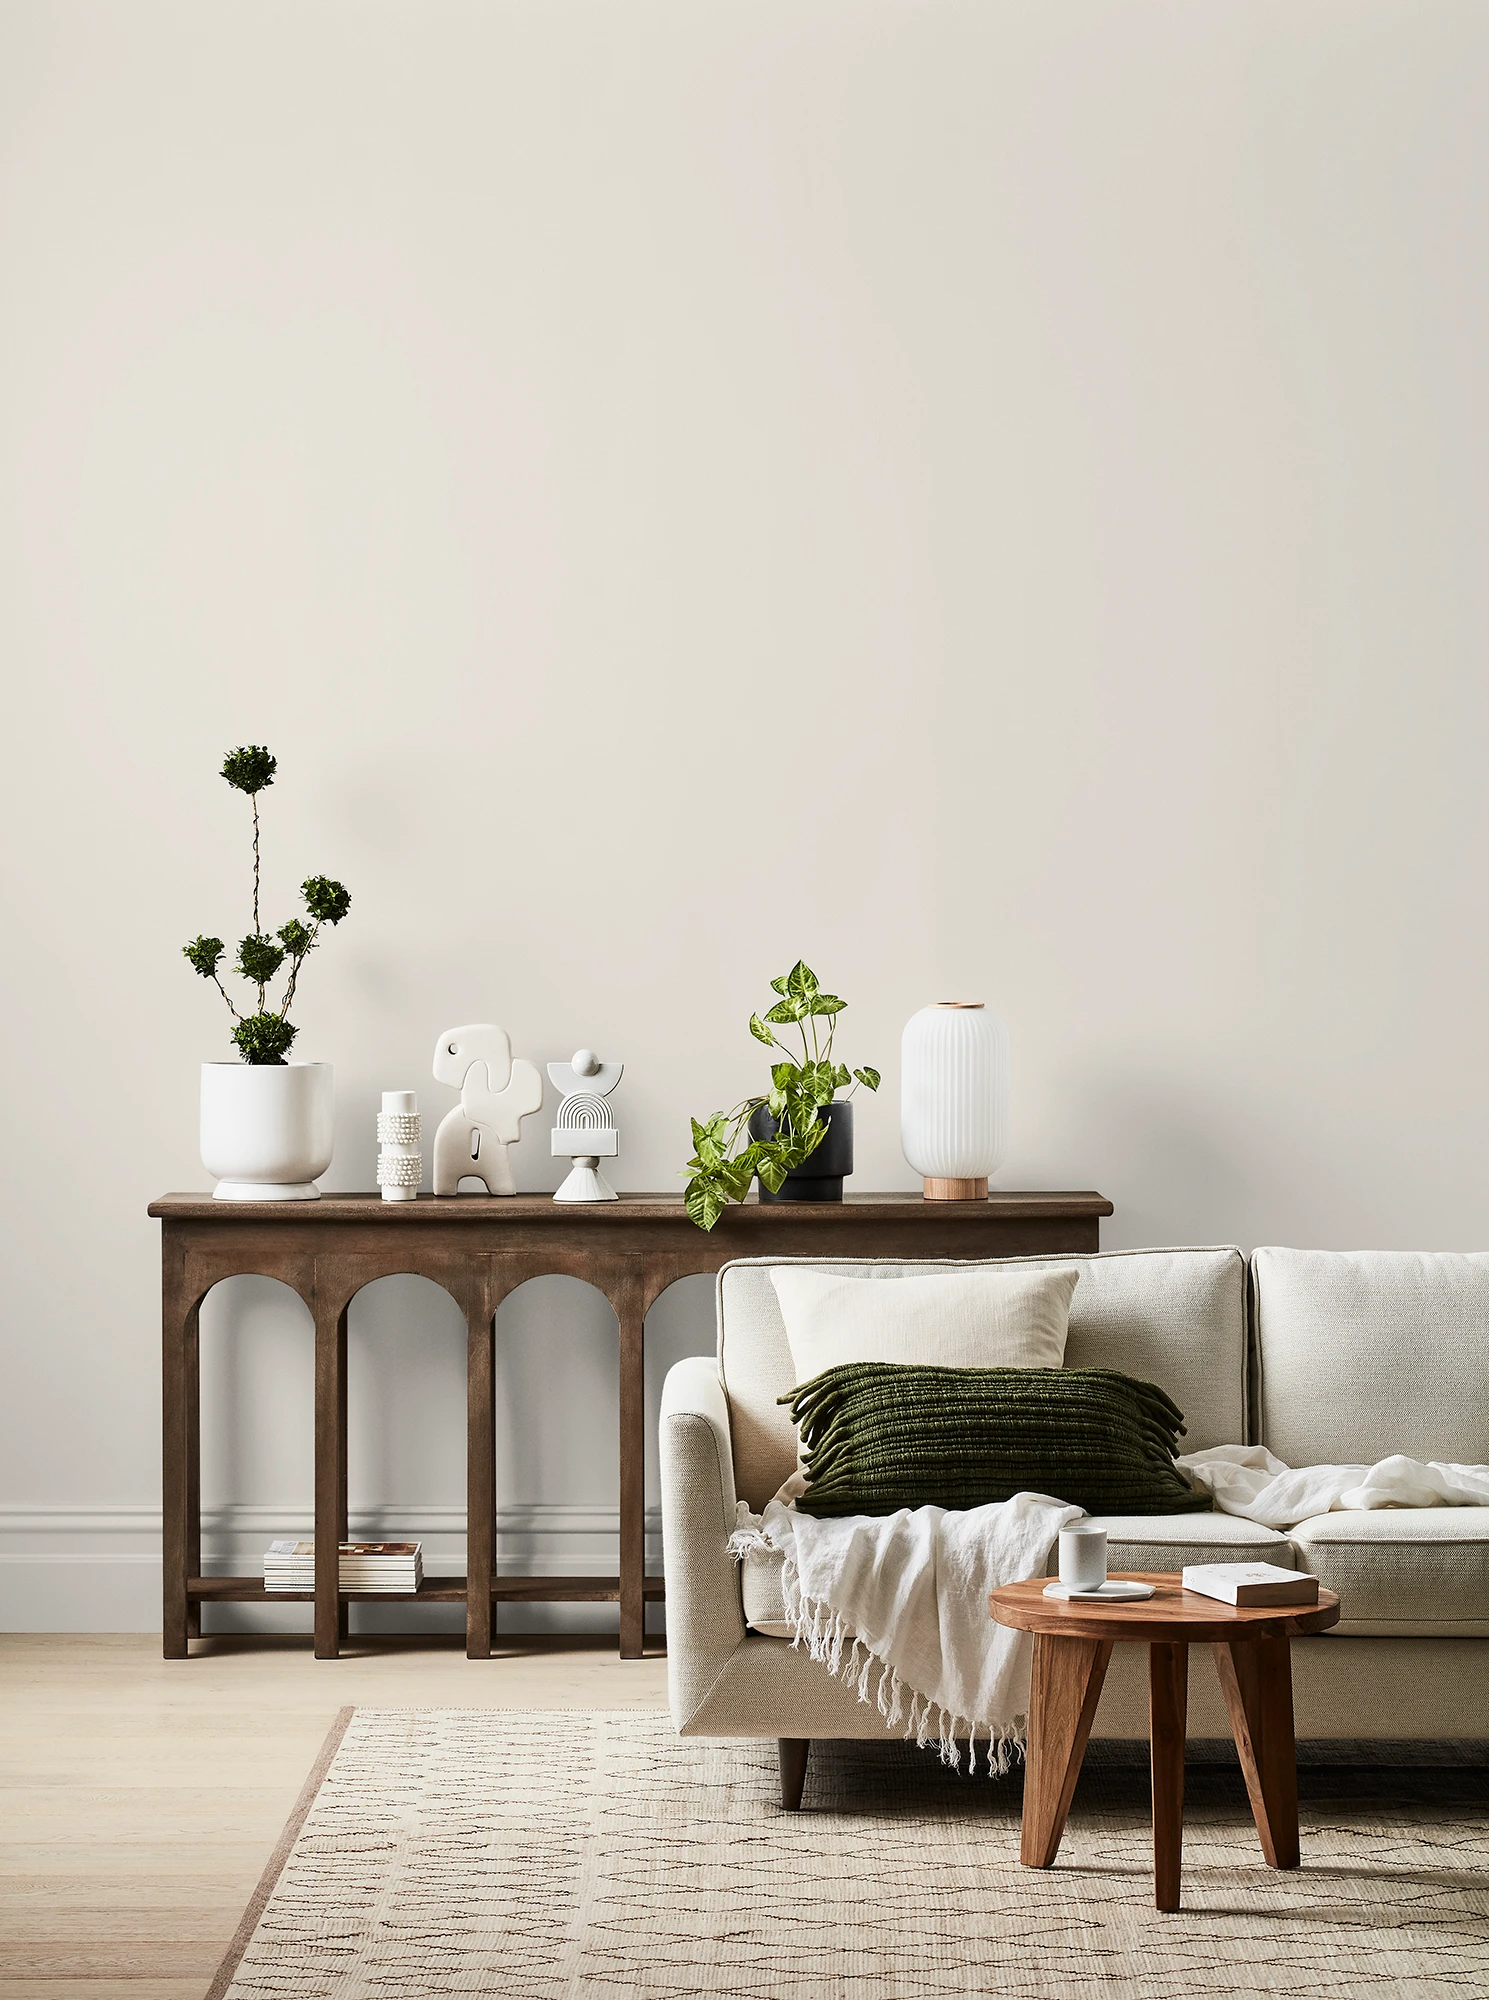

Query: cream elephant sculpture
<box><xmin>431</xmin><ymin>1023</ymin><xmax>543</xmax><ymax>1196</ymax></box>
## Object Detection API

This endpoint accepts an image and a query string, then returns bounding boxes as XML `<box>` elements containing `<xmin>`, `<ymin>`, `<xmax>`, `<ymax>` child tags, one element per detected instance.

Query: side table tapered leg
<box><xmin>1215</xmin><ymin>1638</ymin><xmax>1300</xmax><ymax>1868</ymax></box>
<box><xmin>1021</xmin><ymin>1634</ymin><xmax>1113</xmax><ymax>1868</ymax></box>
<box><xmin>1149</xmin><ymin>1641</ymin><xmax>1188</xmax><ymax>1911</ymax></box>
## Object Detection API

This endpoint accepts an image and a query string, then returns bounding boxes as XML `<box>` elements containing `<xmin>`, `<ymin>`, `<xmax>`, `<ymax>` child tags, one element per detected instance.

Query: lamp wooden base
<box><xmin>923</xmin><ymin>1177</ymin><xmax>989</xmax><ymax>1201</ymax></box>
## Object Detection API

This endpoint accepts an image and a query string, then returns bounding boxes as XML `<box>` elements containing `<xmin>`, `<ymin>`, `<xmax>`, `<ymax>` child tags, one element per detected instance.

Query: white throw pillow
<box><xmin>768</xmin><ymin>1263</ymin><xmax>1078</xmax><ymax>1385</ymax></box>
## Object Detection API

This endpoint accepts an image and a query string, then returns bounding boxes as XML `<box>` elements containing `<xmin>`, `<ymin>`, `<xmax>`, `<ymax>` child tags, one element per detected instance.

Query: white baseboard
<box><xmin>0</xmin><ymin>1503</ymin><xmax>665</xmax><ymax>1634</ymax></box>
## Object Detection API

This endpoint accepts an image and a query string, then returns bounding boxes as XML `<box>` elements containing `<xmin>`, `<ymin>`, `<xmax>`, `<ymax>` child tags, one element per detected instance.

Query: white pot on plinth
<box><xmin>200</xmin><ymin>1061</ymin><xmax>335</xmax><ymax>1200</ymax></box>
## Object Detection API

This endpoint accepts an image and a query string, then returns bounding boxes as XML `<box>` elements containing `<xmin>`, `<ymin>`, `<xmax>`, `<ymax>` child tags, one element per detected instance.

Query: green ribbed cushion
<box><xmin>780</xmin><ymin>1363</ymin><xmax>1210</xmax><ymax>1518</ymax></box>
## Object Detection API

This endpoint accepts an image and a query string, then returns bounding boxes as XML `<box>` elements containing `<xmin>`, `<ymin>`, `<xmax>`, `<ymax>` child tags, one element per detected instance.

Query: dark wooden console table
<box><xmin>151</xmin><ymin>1189</ymin><xmax>1112</xmax><ymax>1661</ymax></box>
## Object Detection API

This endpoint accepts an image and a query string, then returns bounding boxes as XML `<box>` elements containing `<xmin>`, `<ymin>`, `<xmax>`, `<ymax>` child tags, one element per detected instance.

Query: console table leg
<box><xmin>466</xmin><ymin>1300</ymin><xmax>495</xmax><ymax>1660</ymax></box>
<box><xmin>336</xmin><ymin>1310</ymin><xmax>350</xmax><ymax>1648</ymax></box>
<box><xmin>314</xmin><ymin>1302</ymin><xmax>348</xmax><ymax>1659</ymax></box>
<box><xmin>1215</xmin><ymin>1638</ymin><xmax>1300</xmax><ymax>1869</ymax></box>
<box><xmin>162</xmin><ymin>1275</ymin><xmax>198</xmax><ymax>1660</ymax></box>
<box><xmin>1149</xmin><ymin>1641</ymin><xmax>1188</xmax><ymax>1911</ymax></box>
<box><xmin>613</xmin><ymin>1270</ymin><xmax>647</xmax><ymax>1659</ymax></box>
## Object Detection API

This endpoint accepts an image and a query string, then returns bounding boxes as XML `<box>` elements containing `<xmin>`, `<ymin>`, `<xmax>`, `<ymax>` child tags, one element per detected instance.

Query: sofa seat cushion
<box><xmin>1061</xmin><ymin>1512</ymin><xmax>1297</xmax><ymax>1576</ymax></box>
<box><xmin>1289</xmin><ymin>1508</ymin><xmax>1489</xmax><ymax>1635</ymax></box>
<box><xmin>738</xmin><ymin>1510</ymin><xmax>1293</xmax><ymax>1639</ymax></box>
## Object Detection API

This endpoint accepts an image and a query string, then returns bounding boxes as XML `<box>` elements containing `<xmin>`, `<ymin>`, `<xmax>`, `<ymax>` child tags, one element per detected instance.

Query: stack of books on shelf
<box><xmin>263</xmin><ymin>1540</ymin><xmax>424</xmax><ymax>1594</ymax></box>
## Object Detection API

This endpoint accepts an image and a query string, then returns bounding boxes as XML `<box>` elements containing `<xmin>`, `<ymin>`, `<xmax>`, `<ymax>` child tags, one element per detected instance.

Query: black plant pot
<box><xmin>749</xmin><ymin>1099</ymin><xmax>854</xmax><ymax>1203</ymax></box>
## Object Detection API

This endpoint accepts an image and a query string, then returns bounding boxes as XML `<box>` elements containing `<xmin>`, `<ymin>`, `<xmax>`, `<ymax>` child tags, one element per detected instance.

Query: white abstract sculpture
<box><xmin>548</xmin><ymin>1048</ymin><xmax>623</xmax><ymax>1203</ymax></box>
<box><xmin>432</xmin><ymin>1024</ymin><xmax>543</xmax><ymax>1196</ymax></box>
<box><xmin>376</xmin><ymin>1090</ymin><xmax>422</xmax><ymax>1203</ymax></box>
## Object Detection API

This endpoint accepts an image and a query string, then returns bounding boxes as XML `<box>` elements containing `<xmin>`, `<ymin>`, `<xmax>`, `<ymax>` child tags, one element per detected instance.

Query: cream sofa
<box><xmin>659</xmin><ymin>1247</ymin><xmax>1489</xmax><ymax>1790</ymax></box>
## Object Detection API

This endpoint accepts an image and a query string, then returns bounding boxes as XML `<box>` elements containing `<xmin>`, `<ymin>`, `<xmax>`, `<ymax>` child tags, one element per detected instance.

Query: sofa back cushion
<box><xmin>716</xmin><ymin>1247</ymin><xmax>1248</xmax><ymax>1511</ymax></box>
<box><xmin>769</xmin><ymin>1262</ymin><xmax>1079</xmax><ymax>1379</ymax></box>
<box><xmin>1252</xmin><ymin>1248</ymin><xmax>1489</xmax><ymax>1467</ymax></box>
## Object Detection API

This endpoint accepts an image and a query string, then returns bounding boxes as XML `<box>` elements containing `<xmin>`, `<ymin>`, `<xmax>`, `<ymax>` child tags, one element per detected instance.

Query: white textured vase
<box><xmin>200</xmin><ymin>1061</ymin><xmax>335</xmax><ymax>1200</ymax></box>
<box><xmin>900</xmin><ymin>1003</ymin><xmax>1009</xmax><ymax>1200</ymax></box>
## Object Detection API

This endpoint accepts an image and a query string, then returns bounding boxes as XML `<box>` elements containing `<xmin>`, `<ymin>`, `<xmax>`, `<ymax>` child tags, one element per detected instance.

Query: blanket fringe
<box><xmin>728</xmin><ymin>1508</ymin><xmax>1026</xmax><ymax>1776</ymax></box>
<box><xmin>771</xmin><ymin>1551</ymin><xmax>1023</xmax><ymax>1774</ymax></box>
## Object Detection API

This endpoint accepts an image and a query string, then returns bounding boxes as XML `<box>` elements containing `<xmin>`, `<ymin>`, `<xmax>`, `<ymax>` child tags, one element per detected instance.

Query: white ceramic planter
<box><xmin>200</xmin><ymin>1061</ymin><xmax>334</xmax><ymax>1200</ymax></box>
<box><xmin>901</xmin><ymin>1002</ymin><xmax>1009</xmax><ymax>1199</ymax></box>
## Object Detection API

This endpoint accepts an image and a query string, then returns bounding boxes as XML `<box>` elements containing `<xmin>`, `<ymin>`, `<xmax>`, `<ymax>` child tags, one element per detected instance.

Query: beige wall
<box><xmin>2</xmin><ymin>1</ymin><xmax>1487</xmax><ymax>1627</ymax></box>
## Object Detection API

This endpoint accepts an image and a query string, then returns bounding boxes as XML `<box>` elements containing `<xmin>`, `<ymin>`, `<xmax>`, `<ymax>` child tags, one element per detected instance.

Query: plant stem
<box><xmin>212</xmin><ymin>973</ymin><xmax>242</xmax><ymax>1022</ymax></box>
<box><xmin>277</xmin><ymin>919</ymin><xmax>323</xmax><ymax>1021</ymax></box>
<box><xmin>251</xmin><ymin>794</ymin><xmax>264</xmax><ymax>1010</ymax></box>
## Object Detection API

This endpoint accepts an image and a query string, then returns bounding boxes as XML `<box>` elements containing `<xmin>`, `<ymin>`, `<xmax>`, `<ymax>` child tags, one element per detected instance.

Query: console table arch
<box><xmin>154</xmin><ymin>1190</ymin><xmax>1113</xmax><ymax>1660</ymax></box>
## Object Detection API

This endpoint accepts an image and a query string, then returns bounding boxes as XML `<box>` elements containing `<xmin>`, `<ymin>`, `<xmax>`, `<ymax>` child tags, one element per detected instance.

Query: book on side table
<box><xmin>1181</xmin><ymin>1561</ymin><xmax>1319</xmax><ymax>1607</ymax></box>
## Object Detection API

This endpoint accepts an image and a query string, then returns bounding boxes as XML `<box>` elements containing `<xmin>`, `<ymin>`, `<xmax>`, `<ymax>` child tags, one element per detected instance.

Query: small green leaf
<box><xmin>853</xmin><ymin>1066</ymin><xmax>881</xmax><ymax>1092</ymax></box>
<box><xmin>748</xmin><ymin>1013</ymin><xmax>775</xmax><ymax>1046</ymax></box>
<box><xmin>770</xmin><ymin>1062</ymin><xmax>799</xmax><ymax>1089</ymax></box>
<box><xmin>236</xmin><ymin>933</ymin><xmax>286</xmax><ymax>984</ymax></box>
<box><xmin>232</xmin><ymin>1011</ymin><xmax>298</xmax><ymax>1065</ymax></box>
<box><xmin>767</xmin><ymin>1087</ymin><xmax>786</xmax><ymax>1119</ymax></box>
<box><xmin>756</xmin><ymin>1153</ymin><xmax>790</xmax><ymax>1193</ymax></box>
<box><xmin>685</xmin><ymin>1178</ymin><xmax>725</xmax><ymax>1231</ymax></box>
<box><xmin>764</xmin><ymin>998</ymin><xmax>803</xmax><ymax>1025</ymax></box>
<box><xmin>221</xmin><ymin>745</ymin><xmax>276</xmax><ymax>795</ymax></box>
<box><xmin>183</xmin><ymin>935</ymin><xmax>224</xmax><ymax>978</ymax></box>
<box><xmin>783</xmin><ymin>1102</ymin><xmax>825</xmax><ymax>1147</ymax></box>
<box><xmin>791</xmin><ymin>1061</ymin><xmax>836</xmax><ymax>1104</ymax></box>
<box><xmin>811</xmin><ymin>994</ymin><xmax>846</xmax><ymax>1016</ymax></box>
<box><xmin>784</xmin><ymin>960</ymin><xmax>819</xmax><ymax>1000</ymax></box>
<box><xmin>831</xmin><ymin>1063</ymin><xmax>851</xmax><ymax>1090</ymax></box>
<box><xmin>302</xmin><ymin>875</ymin><xmax>351</xmax><ymax>925</ymax></box>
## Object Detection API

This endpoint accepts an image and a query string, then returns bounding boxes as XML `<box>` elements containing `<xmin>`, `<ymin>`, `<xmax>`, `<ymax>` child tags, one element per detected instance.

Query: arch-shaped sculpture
<box><xmin>548</xmin><ymin>1049</ymin><xmax>624</xmax><ymax>1203</ymax></box>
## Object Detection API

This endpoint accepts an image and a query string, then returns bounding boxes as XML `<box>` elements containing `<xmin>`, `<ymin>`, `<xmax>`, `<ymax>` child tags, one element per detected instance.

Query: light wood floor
<box><xmin>0</xmin><ymin>1633</ymin><xmax>670</xmax><ymax>1998</ymax></box>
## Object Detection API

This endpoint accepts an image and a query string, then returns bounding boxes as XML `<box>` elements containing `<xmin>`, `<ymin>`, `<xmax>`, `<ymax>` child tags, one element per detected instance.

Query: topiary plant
<box><xmin>681</xmin><ymin>960</ymin><xmax>880</xmax><ymax>1230</ymax></box>
<box><xmin>183</xmin><ymin>746</ymin><xmax>351</xmax><ymax>1064</ymax></box>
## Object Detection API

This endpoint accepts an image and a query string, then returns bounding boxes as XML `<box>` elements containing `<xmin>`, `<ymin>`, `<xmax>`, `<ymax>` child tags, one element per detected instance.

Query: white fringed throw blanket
<box><xmin>730</xmin><ymin>1450</ymin><xmax>1489</xmax><ymax>1772</ymax></box>
<box><xmin>1178</xmin><ymin>1445</ymin><xmax>1489</xmax><ymax>1527</ymax></box>
<box><xmin>729</xmin><ymin>1492</ymin><xmax>1080</xmax><ymax>1772</ymax></box>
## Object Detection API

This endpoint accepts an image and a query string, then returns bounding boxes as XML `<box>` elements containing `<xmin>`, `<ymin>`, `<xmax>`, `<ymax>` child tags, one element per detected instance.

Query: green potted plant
<box><xmin>183</xmin><ymin>746</ymin><xmax>351</xmax><ymax>1200</ymax></box>
<box><xmin>682</xmin><ymin>961</ymin><xmax>880</xmax><ymax>1230</ymax></box>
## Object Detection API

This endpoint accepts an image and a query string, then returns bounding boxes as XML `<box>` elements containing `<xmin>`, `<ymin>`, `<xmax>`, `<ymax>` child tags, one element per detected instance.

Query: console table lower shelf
<box><xmin>188</xmin><ymin>1575</ymin><xmax>668</xmax><ymax>1605</ymax></box>
<box><xmin>151</xmin><ymin>1188</ymin><xmax>1111</xmax><ymax>1661</ymax></box>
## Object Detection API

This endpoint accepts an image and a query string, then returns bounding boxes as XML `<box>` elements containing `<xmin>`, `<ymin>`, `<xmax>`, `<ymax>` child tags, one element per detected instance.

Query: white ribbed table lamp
<box><xmin>900</xmin><ymin>1001</ymin><xmax>1010</xmax><ymax>1200</ymax></box>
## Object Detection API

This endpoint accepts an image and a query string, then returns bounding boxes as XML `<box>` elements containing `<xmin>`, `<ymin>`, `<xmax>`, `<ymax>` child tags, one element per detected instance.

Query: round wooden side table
<box><xmin>989</xmin><ymin>1571</ymin><xmax>1340</xmax><ymax>1911</ymax></box>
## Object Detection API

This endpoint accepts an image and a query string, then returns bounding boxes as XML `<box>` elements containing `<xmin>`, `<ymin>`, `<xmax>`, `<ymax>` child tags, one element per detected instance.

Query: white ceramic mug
<box><xmin>1058</xmin><ymin>1525</ymin><xmax>1107</xmax><ymax>1591</ymax></box>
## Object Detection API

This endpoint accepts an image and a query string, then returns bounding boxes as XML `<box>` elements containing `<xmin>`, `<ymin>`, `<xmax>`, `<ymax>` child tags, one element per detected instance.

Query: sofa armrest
<box><xmin>660</xmin><ymin>1355</ymin><xmax>746</xmax><ymax>1729</ymax></box>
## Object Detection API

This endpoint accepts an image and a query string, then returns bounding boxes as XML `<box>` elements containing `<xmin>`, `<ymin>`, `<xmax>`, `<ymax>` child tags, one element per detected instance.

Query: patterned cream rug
<box><xmin>211</xmin><ymin>1707</ymin><xmax>1489</xmax><ymax>1998</ymax></box>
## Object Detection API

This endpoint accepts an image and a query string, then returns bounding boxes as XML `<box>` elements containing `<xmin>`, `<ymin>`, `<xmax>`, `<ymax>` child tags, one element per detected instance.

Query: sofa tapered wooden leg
<box><xmin>779</xmin><ymin>1738</ymin><xmax>810</xmax><ymax>1810</ymax></box>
